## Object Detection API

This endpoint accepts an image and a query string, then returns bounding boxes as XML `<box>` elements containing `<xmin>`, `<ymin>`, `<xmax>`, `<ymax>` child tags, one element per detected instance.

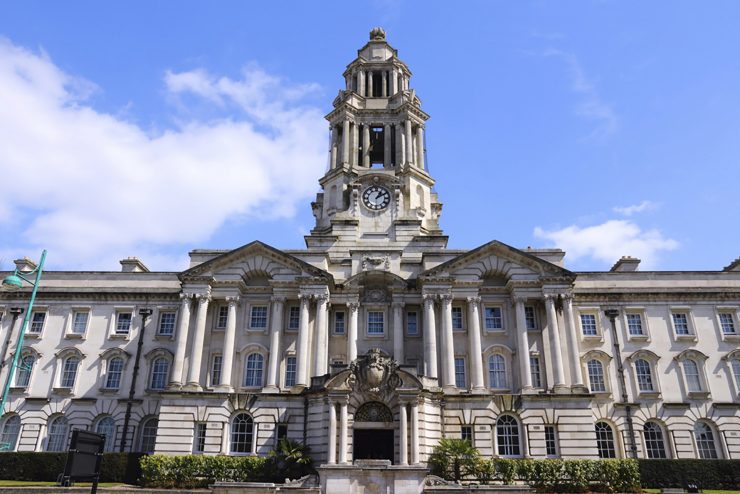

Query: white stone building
<box><xmin>1</xmin><ymin>28</ymin><xmax>739</xmax><ymax>464</ymax></box>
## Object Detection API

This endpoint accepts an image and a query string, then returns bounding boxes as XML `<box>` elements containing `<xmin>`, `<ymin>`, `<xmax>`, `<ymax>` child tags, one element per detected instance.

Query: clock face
<box><xmin>362</xmin><ymin>185</ymin><xmax>391</xmax><ymax>210</ymax></box>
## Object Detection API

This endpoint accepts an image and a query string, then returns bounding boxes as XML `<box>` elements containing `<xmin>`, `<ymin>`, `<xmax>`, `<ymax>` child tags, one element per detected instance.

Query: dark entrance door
<box><xmin>353</xmin><ymin>429</ymin><xmax>394</xmax><ymax>463</ymax></box>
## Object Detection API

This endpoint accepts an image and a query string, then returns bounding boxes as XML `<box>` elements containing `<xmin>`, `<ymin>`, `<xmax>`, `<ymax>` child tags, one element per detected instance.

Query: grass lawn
<box><xmin>0</xmin><ymin>480</ymin><xmax>125</xmax><ymax>487</ymax></box>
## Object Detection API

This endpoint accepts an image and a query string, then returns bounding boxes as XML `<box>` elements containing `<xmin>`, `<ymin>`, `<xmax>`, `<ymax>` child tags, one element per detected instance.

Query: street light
<box><xmin>0</xmin><ymin>250</ymin><xmax>47</xmax><ymax>447</ymax></box>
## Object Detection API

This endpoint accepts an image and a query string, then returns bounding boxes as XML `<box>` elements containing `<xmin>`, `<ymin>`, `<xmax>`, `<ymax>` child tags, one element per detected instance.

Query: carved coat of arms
<box><xmin>347</xmin><ymin>348</ymin><xmax>401</xmax><ymax>397</ymax></box>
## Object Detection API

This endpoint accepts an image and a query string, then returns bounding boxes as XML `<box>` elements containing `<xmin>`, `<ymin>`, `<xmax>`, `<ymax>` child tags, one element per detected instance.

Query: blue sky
<box><xmin>0</xmin><ymin>1</ymin><xmax>738</xmax><ymax>272</ymax></box>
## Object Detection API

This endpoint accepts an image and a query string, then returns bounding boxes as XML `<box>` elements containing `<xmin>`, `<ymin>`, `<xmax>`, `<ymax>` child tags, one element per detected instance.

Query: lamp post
<box><xmin>0</xmin><ymin>250</ymin><xmax>47</xmax><ymax>430</ymax></box>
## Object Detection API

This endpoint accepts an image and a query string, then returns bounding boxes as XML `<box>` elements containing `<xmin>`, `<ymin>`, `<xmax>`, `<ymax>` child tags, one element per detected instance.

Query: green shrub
<box><xmin>639</xmin><ymin>459</ymin><xmax>740</xmax><ymax>490</ymax></box>
<box><xmin>428</xmin><ymin>438</ymin><xmax>481</xmax><ymax>482</ymax></box>
<box><xmin>140</xmin><ymin>454</ymin><xmax>271</xmax><ymax>488</ymax></box>
<box><xmin>0</xmin><ymin>452</ymin><xmax>144</xmax><ymax>484</ymax></box>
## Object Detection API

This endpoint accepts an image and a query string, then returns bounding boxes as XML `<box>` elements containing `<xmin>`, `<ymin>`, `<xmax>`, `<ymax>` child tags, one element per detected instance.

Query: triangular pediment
<box><xmin>179</xmin><ymin>241</ymin><xmax>332</xmax><ymax>285</ymax></box>
<box><xmin>420</xmin><ymin>240</ymin><xmax>574</xmax><ymax>284</ymax></box>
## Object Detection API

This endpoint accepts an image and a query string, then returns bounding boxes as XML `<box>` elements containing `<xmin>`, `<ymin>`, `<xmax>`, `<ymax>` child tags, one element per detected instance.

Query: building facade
<box><xmin>1</xmin><ymin>28</ymin><xmax>739</xmax><ymax>463</ymax></box>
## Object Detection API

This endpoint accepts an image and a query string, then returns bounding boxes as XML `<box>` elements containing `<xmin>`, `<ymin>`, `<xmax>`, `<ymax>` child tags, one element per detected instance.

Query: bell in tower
<box><xmin>307</xmin><ymin>29</ymin><xmax>445</xmax><ymax>253</ymax></box>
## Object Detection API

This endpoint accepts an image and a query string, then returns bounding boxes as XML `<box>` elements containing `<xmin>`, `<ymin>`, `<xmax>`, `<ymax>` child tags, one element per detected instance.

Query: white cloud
<box><xmin>612</xmin><ymin>200</ymin><xmax>658</xmax><ymax>216</ymax></box>
<box><xmin>544</xmin><ymin>48</ymin><xmax>618</xmax><ymax>140</ymax></box>
<box><xmin>0</xmin><ymin>38</ymin><xmax>327</xmax><ymax>271</ymax></box>
<box><xmin>534</xmin><ymin>220</ymin><xmax>678</xmax><ymax>269</ymax></box>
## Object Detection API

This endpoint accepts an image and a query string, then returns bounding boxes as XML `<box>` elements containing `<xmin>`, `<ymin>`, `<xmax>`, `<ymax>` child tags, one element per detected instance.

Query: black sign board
<box><xmin>60</xmin><ymin>429</ymin><xmax>105</xmax><ymax>493</ymax></box>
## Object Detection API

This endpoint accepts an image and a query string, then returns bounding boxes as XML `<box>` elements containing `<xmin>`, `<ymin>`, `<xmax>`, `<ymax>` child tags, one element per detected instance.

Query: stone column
<box><xmin>514</xmin><ymin>297</ymin><xmax>532</xmax><ymax>391</ymax></box>
<box><xmin>358</xmin><ymin>70</ymin><xmax>365</xmax><ymax>97</ymax></box>
<box><xmin>351</xmin><ymin>122</ymin><xmax>359</xmax><ymax>167</ymax></box>
<box><xmin>330</xmin><ymin>125</ymin><xmax>338</xmax><ymax>169</ymax></box>
<box><xmin>544</xmin><ymin>294</ymin><xmax>566</xmax><ymax>390</ymax></box>
<box><xmin>341</xmin><ymin>120</ymin><xmax>350</xmax><ymax>165</ymax></box>
<box><xmin>422</xmin><ymin>294</ymin><xmax>438</xmax><ymax>379</ymax></box>
<box><xmin>405</xmin><ymin>120</ymin><xmax>414</xmax><ymax>166</ymax></box>
<box><xmin>416</xmin><ymin>126</ymin><xmax>425</xmax><ymax>170</ymax></box>
<box><xmin>384</xmin><ymin>124</ymin><xmax>392</xmax><ymax>168</ymax></box>
<box><xmin>390</xmin><ymin>67</ymin><xmax>398</xmax><ymax>95</ymax></box>
<box><xmin>399</xmin><ymin>402</ymin><xmax>408</xmax><ymax>465</ymax></box>
<box><xmin>347</xmin><ymin>301</ymin><xmax>359</xmax><ymax>363</ymax></box>
<box><xmin>393</xmin><ymin>301</ymin><xmax>405</xmax><ymax>364</ymax></box>
<box><xmin>219</xmin><ymin>296</ymin><xmax>239</xmax><ymax>391</ymax></box>
<box><xmin>367</xmin><ymin>71</ymin><xmax>373</xmax><ymax>97</ymax></box>
<box><xmin>362</xmin><ymin>125</ymin><xmax>370</xmax><ymax>167</ymax></box>
<box><xmin>265</xmin><ymin>296</ymin><xmax>285</xmax><ymax>390</ymax></box>
<box><xmin>169</xmin><ymin>293</ymin><xmax>192</xmax><ymax>387</ymax></box>
<box><xmin>562</xmin><ymin>294</ymin><xmax>585</xmax><ymax>388</ymax></box>
<box><xmin>440</xmin><ymin>294</ymin><xmax>456</xmax><ymax>388</ymax></box>
<box><xmin>327</xmin><ymin>400</ymin><xmax>337</xmax><ymax>464</ymax></box>
<box><xmin>381</xmin><ymin>71</ymin><xmax>387</xmax><ymax>97</ymax></box>
<box><xmin>410</xmin><ymin>400</ymin><xmax>420</xmax><ymax>464</ymax></box>
<box><xmin>467</xmin><ymin>296</ymin><xmax>485</xmax><ymax>390</ymax></box>
<box><xmin>186</xmin><ymin>292</ymin><xmax>211</xmax><ymax>389</ymax></box>
<box><xmin>396</xmin><ymin>123</ymin><xmax>405</xmax><ymax>166</ymax></box>
<box><xmin>338</xmin><ymin>399</ymin><xmax>348</xmax><ymax>464</ymax></box>
<box><xmin>296</xmin><ymin>294</ymin><xmax>311</xmax><ymax>387</ymax></box>
<box><xmin>313</xmin><ymin>294</ymin><xmax>329</xmax><ymax>377</ymax></box>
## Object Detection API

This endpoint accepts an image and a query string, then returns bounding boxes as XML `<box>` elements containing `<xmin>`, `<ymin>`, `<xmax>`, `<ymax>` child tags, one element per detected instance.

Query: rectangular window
<box><xmin>215</xmin><ymin>306</ymin><xmax>229</xmax><ymax>330</ymax></box>
<box><xmin>276</xmin><ymin>423</ymin><xmax>288</xmax><ymax>444</ymax></box>
<box><xmin>672</xmin><ymin>313</ymin><xmax>690</xmax><ymax>335</ymax></box>
<box><xmin>525</xmin><ymin>306</ymin><xmax>537</xmax><ymax>330</ymax></box>
<box><xmin>211</xmin><ymin>355</ymin><xmax>223</xmax><ymax>386</ymax></box>
<box><xmin>285</xmin><ymin>356</ymin><xmax>297</xmax><ymax>387</ymax></box>
<box><xmin>580</xmin><ymin>314</ymin><xmax>597</xmax><ymax>336</ymax></box>
<box><xmin>626</xmin><ymin>313</ymin><xmax>644</xmax><ymax>336</ymax></box>
<box><xmin>461</xmin><ymin>425</ymin><xmax>473</xmax><ymax>443</ymax></box>
<box><xmin>334</xmin><ymin>311</ymin><xmax>345</xmax><ymax>334</ymax></box>
<box><xmin>530</xmin><ymin>356</ymin><xmax>542</xmax><ymax>388</ymax></box>
<box><xmin>719</xmin><ymin>313</ymin><xmax>736</xmax><ymax>334</ymax></box>
<box><xmin>484</xmin><ymin>307</ymin><xmax>503</xmax><ymax>330</ymax></box>
<box><xmin>406</xmin><ymin>311</ymin><xmax>418</xmax><ymax>336</ymax></box>
<box><xmin>158</xmin><ymin>312</ymin><xmax>176</xmax><ymax>336</ymax></box>
<box><xmin>115</xmin><ymin>312</ymin><xmax>132</xmax><ymax>335</ymax></box>
<box><xmin>29</xmin><ymin>312</ymin><xmax>46</xmax><ymax>334</ymax></box>
<box><xmin>367</xmin><ymin>311</ymin><xmax>384</xmax><ymax>335</ymax></box>
<box><xmin>545</xmin><ymin>426</ymin><xmax>558</xmax><ymax>457</ymax></box>
<box><xmin>452</xmin><ymin>307</ymin><xmax>464</xmax><ymax>331</ymax></box>
<box><xmin>455</xmin><ymin>357</ymin><xmax>466</xmax><ymax>388</ymax></box>
<box><xmin>193</xmin><ymin>423</ymin><xmax>207</xmax><ymax>453</ymax></box>
<box><xmin>250</xmin><ymin>306</ymin><xmax>268</xmax><ymax>329</ymax></box>
<box><xmin>287</xmin><ymin>306</ymin><xmax>300</xmax><ymax>331</ymax></box>
<box><xmin>71</xmin><ymin>311</ymin><xmax>89</xmax><ymax>334</ymax></box>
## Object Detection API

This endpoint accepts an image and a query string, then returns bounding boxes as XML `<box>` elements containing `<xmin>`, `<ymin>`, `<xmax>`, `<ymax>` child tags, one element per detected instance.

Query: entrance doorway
<box><xmin>353</xmin><ymin>429</ymin><xmax>394</xmax><ymax>463</ymax></box>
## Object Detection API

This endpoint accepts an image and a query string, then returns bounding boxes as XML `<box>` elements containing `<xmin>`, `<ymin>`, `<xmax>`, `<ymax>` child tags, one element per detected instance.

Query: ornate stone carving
<box><xmin>347</xmin><ymin>348</ymin><xmax>401</xmax><ymax>397</ymax></box>
<box><xmin>364</xmin><ymin>288</ymin><xmax>387</xmax><ymax>303</ymax></box>
<box><xmin>370</xmin><ymin>27</ymin><xmax>386</xmax><ymax>40</ymax></box>
<box><xmin>361</xmin><ymin>254</ymin><xmax>390</xmax><ymax>271</ymax></box>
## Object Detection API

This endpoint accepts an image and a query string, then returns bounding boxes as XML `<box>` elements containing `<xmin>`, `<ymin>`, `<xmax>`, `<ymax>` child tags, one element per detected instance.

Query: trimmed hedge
<box><xmin>639</xmin><ymin>459</ymin><xmax>740</xmax><ymax>490</ymax></box>
<box><xmin>140</xmin><ymin>454</ymin><xmax>271</xmax><ymax>488</ymax></box>
<box><xmin>473</xmin><ymin>458</ymin><xmax>641</xmax><ymax>493</ymax></box>
<box><xmin>0</xmin><ymin>452</ymin><xmax>145</xmax><ymax>484</ymax></box>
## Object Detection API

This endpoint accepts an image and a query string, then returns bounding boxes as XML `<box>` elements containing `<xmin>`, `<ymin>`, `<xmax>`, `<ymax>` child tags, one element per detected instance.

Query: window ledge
<box><xmin>688</xmin><ymin>391</ymin><xmax>711</xmax><ymax>400</ymax></box>
<box><xmin>675</xmin><ymin>334</ymin><xmax>697</xmax><ymax>342</ymax></box>
<box><xmin>366</xmin><ymin>334</ymin><xmax>385</xmax><ymax>338</ymax></box>
<box><xmin>212</xmin><ymin>327</ymin><xmax>226</xmax><ymax>332</ymax></box>
<box><xmin>638</xmin><ymin>391</ymin><xmax>661</xmax><ymax>399</ymax></box>
<box><xmin>721</xmin><ymin>333</ymin><xmax>740</xmax><ymax>342</ymax></box>
<box><xmin>154</xmin><ymin>334</ymin><xmax>175</xmax><ymax>341</ymax></box>
<box><xmin>591</xmin><ymin>391</ymin><xmax>612</xmax><ymax>398</ymax></box>
<box><xmin>24</xmin><ymin>333</ymin><xmax>41</xmax><ymax>339</ymax></box>
<box><xmin>581</xmin><ymin>335</ymin><xmax>604</xmax><ymax>343</ymax></box>
<box><xmin>627</xmin><ymin>335</ymin><xmax>650</xmax><ymax>342</ymax></box>
<box><xmin>98</xmin><ymin>388</ymin><xmax>120</xmax><ymax>394</ymax></box>
<box><xmin>109</xmin><ymin>334</ymin><xmax>130</xmax><ymax>340</ymax></box>
<box><xmin>8</xmin><ymin>386</ymin><xmax>28</xmax><ymax>394</ymax></box>
<box><xmin>52</xmin><ymin>387</ymin><xmax>74</xmax><ymax>396</ymax></box>
<box><xmin>64</xmin><ymin>333</ymin><xmax>85</xmax><ymax>339</ymax></box>
<box><xmin>485</xmin><ymin>329</ymin><xmax>506</xmax><ymax>335</ymax></box>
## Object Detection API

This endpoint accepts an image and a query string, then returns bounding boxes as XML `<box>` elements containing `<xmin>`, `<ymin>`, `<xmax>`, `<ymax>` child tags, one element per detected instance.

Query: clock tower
<box><xmin>307</xmin><ymin>28</ymin><xmax>446</xmax><ymax>256</ymax></box>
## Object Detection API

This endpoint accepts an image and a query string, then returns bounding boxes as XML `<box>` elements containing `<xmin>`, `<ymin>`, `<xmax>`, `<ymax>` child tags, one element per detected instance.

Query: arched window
<box><xmin>61</xmin><ymin>357</ymin><xmax>80</xmax><ymax>388</ymax></box>
<box><xmin>488</xmin><ymin>355</ymin><xmax>507</xmax><ymax>389</ymax></box>
<box><xmin>139</xmin><ymin>418</ymin><xmax>158</xmax><ymax>453</ymax></box>
<box><xmin>150</xmin><ymin>358</ymin><xmax>169</xmax><ymax>390</ymax></box>
<box><xmin>355</xmin><ymin>402</ymin><xmax>393</xmax><ymax>422</ymax></box>
<box><xmin>105</xmin><ymin>357</ymin><xmax>124</xmax><ymax>390</ymax></box>
<box><xmin>684</xmin><ymin>360</ymin><xmax>702</xmax><ymax>392</ymax></box>
<box><xmin>96</xmin><ymin>417</ymin><xmax>116</xmax><ymax>452</ymax></box>
<box><xmin>635</xmin><ymin>359</ymin><xmax>654</xmax><ymax>392</ymax></box>
<box><xmin>230</xmin><ymin>413</ymin><xmax>254</xmax><ymax>454</ymax></box>
<box><xmin>0</xmin><ymin>415</ymin><xmax>21</xmax><ymax>452</ymax></box>
<box><xmin>588</xmin><ymin>360</ymin><xmax>606</xmax><ymax>392</ymax></box>
<box><xmin>643</xmin><ymin>421</ymin><xmax>667</xmax><ymax>459</ymax></box>
<box><xmin>244</xmin><ymin>353</ymin><xmax>264</xmax><ymax>387</ymax></box>
<box><xmin>46</xmin><ymin>416</ymin><xmax>69</xmax><ymax>452</ymax></box>
<box><xmin>695</xmin><ymin>422</ymin><xmax>720</xmax><ymax>459</ymax></box>
<box><xmin>15</xmin><ymin>354</ymin><xmax>35</xmax><ymax>388</ymax></box>
<box><xmin>496</xmin><ymin>415</ymin><xmax>521</xmax><ymax>457</ymax></box>
<box><xmin>595</xmin><ymin>421</ymin><xmax>617</xmax><ymax>458</ymax></box>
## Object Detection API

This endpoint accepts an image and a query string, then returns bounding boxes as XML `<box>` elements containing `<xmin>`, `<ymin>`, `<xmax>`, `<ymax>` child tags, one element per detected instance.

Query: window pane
<box><xmin>580</xmin><ymin>314</ymin><xmax>597</xmax><ymax>336</ymax></box>
<box><xmin>30</xmin><ymin>312</ymin><xmax>46</xmax><ymax>333</ymax></box>
<box><xmin>250</xmin><ymin>306</ymin><xmax>268</xmax><ymax>328</ymax></box>
<box><xmin>484</xmin><ymin>307</ymin><xmax>502</xmax><ymax>330</ymax></box>
<box><xmin>407</xmin><ymin>311</ymin><xmax>418</xmax><ymax>335</ymax></box>
<box><xmin>672</xmin><ymin>313</ymin><xmax>690</xmax><ymax>335</ymax></box>
<box><xmin>288</xmin><ymin>307</ymin><xmax>300</xmax><ymax>330</ymax></box>
<box><xmin>116</xmin><ymin>313</ymin><xmax>132</xmax><ymax>335</ymax></box>
<box><xmin>244</xmin><ymin>354</ymin><xmax>264</xmax><ymax>387</ymax></box>
<box><xmin>525</xmin><ymin>307</ymin><xmax>536</xmax><ymax>330</ymax></box>
<box><xmin>194</xmin><ymin>423</ymin><xmax>207</xmax><ymax>453</ymax></box>
<box><xmin>588</xmin><ymin>360</ymin><xmax>606</xmax><ymax>392</ymax></box>
<box><xmin>488</xmin><ymin>355</ymin><xmax>507</xmax><ymax>389</ymax></box>
<box><xmin>150</xmin><ymin>358</ymin><xmax>169</xmax><ymax>390</ymax></box>
<box><xmin>61</xmin><ymin>357</ymin><xmax>79</xmax><ymax>388</ymax></box>
<box><xmin>461</xmin><ymin>425</ymin><xmax>473</xmax><ymax>443</ymax></box>
<box><xmin>530</xmin><ymin>356</ymin><xmax>542</xmax><ymax>388</ymax></box>
<box><xmin>159</xmin><ymin>312</ymin><xmax>176</xmax><ymax>335</ymax></box>
<box><xmin>334</xmin><ymin>311</ymin><xmax>345</xmax><ymax>334</ymax></box>
<box><xmin>626</xmin><ymin>314</ymin><xmax>643</xmax><ymax>335</ymax></box>
<box><xmin>733</xmin><ymin>359</ymin><xmax>740</xmax><ymax>393</ymax></box>
<box><xmin>496</xmin><ymin>415</ymin><xmax>520</xmax><ymax>456</ymax></box>
<box><xmin>216</xmin><ymin>306</ymin><xmax>229</xmax><ymax>329</ymax></box>
<box><xmin>139</xmin><ymin>419</ymin><xmax>158</xmax><ymax>453</ymax></box>
<box><xmin>231</xmin><ymin>413</ymin><xmax>254</xmax><ymax>453</ymax></box>
<box><xmin>285</xmin><ymin>357</ymin><xmax>297</xmax><ymax>387</ymax></box>
<box><xmin>72</xmin><ymin>312</ymin><xmax>89</xmax><ymax>334</ymax></box>
<box><xmin>211</xmin><ymin>355</ymin><xmax>223</xmax><ymax>386</ymax></box>
<box><xmin>367</xmin><ymin>311</ymin><xmax>384</xmax><ymax>334</ymax></box>
<box><xmin>643</xmin><ymin>422</ymin><xmax>667</xmax><ymax>459</ymax></box>
<box><xmin>684</xmin><ymin>360</ymin><xmax>702</xmax><ymax>392</ymax></box>
<box><xmin>46</xmin><ymin>417</ymin><xmax>69</xmax><ymax>452</ymax></box>
<box><xmin>635</xmin><ymin>359</ymin><xmax>654</xmax><ymax>392</ymax></box>
<box><xmin>452</xmin><ymin>307</ymin><xmax>463</xmax><ymax>330</ymax></box>
<box><xmin>96</xmin><ymin>417</ymin><xmax>116</xmax><ymax>452</ymax></box>
<box><xmin>455</xmin><ymin>358</ymin><xmax>466</xmax><ymax>388</ymax></box>
<box><xmin>695</xmin><ymin>423</ymin><xmax>718</xmax><ymax>459</ymax></box>
<box><xmin>105</xmin><ymin>357</ymin><xmax>124</xmax><ymax>389</ymax></box>
<box><xmin>719</xmin><ymin>313</ymin><xmax>736</xmax><ymax>334</ymax></box>
<box><xmin>545</xmin><ymin>425</ymin><xmax>557</xmax><ymax>457</ymax></box>
<box><xmin>15</xmin><ymin>355</ymin><xmax>34</xmax><ymax>387</ymax></box>
<box><xmin>0</xmin><ymin>416</ymin><xmax>21</xmax><ymax>451</ymax></box>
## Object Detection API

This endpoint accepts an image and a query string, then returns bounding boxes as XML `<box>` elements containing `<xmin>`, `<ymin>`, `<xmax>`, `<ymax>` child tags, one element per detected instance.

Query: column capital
<box><xmin>347</xmin><ymin>301</ymin><xmax>360</xmax><ymax>312</ymax></box>
<box><xmin>298</xmin><ymin>292</ymin><xmax>312</xmax><ymax>303</ymax></box>
<box><xmin>511</xmin><ymin>295</ymin><xmax>527</xmax><ymax>306</ymax></box>
<box><xmin>180</xmin><ymin>292</ymin><xmax>194</xmax><ymax>301</ymax></box>
<box><xmin>422</xmin><ymin>293</ymin><xmax>437</xmax><ymax>302</ymax></box>
<box><xmin>270</xmin><ymin>295</ymin><xmax>287</xmax><ymax>304</ymax></box>
<box><xmin>466</xmin><ymin>296</ymin><xmax>481</xmax><ymax>304</ymax></box>
<box><xmin>439</xmin><ymin>293</ymin><xmax>453</xmax><ymax>304</ymax></box>
<box><xmin>543</xmin><ymin>293</ymin><xmax>557</xmax><ymax>303</ymax></box>
<box><xmin>392</xmin><ymin>301</ymin><xmax>405</xmax><ymax>309</ymax></box>
<box><xmin>195</xmin><ymin>292</ymin><xmax>211</xmax><ymax>303</ymax></box>
<box><xmin>315</xmin><ymin>293</ymin><xmax>329</xmax><ymax>302</ymax></box>
<box><xmin>561</xmin><ymin>292</ymin><xmax>574</xmax><ymax>301</ymax></box>
<box><xmin>226</xmin><ymin>296</ymin><xmax>241</xmax><ymax>305</ymax></box>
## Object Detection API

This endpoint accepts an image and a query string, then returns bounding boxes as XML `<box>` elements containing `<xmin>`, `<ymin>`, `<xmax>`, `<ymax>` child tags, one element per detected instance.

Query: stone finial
<box><xmin>610</xmin><ymin>256</ymin><xmax>641</xmax><ymax>272</ymax></box>
<box><xmin>369</xmin><ymin>27</ymin><xmax>386</xmax><ymax>40</ymax></box>
<box><xmin>119</xmin><ymin>257</ymin><xmax>150</xmax><ymax>273</ymax></box>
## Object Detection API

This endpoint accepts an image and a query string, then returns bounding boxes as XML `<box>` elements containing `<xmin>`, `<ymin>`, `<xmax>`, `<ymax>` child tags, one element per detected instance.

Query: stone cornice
<box><xmin>574</xmin><ymin>291</ymin><xmax>740</xmax><ymax>303</ymax></box>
